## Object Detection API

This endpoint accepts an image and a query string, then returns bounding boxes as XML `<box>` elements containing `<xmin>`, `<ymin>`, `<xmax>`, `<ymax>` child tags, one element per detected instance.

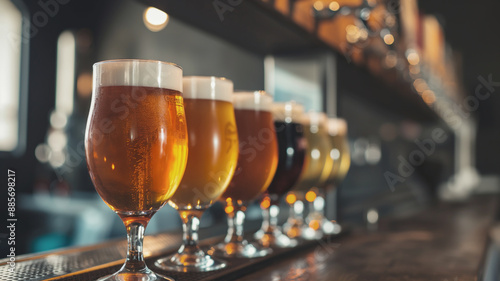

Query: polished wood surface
<box><xmin>1</xmin><ymin>196</ymin><xmax>495</xmax><ymax>280</ymax></box>
<box><xmin>237</xmin><ymin>195</ymin><xmax>497</xmax><ymax>281</ymax></box>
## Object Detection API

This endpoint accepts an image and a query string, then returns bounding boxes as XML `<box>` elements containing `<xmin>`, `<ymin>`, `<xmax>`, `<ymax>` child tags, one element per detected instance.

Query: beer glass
<box><xmin>85</xmin><ymin>59</ymin><xmax>187</xmax><ymax>281</ymax></box>
<box><xmin>321</xmin><ymin>118</ymin><xmax>351</xmax><ymax>234</ymax></box>
<box><xmin>155</xmin><ymin>76</ymin><xmax>238</xmax><ymax>272</ymax></box>
<box><xmin>284</xmin><ymin>112</ymin><xmax>334</xmax><ymax>240</ymax></box>
<box><xmin>254</xmin><ymin>102</ymin><xmax>307</xmax><ymax>248</ymax></box>
<box><xmin>208</xmin><ymin>91</ymin><xmax>278</xmax><ymax>258</ymax></box>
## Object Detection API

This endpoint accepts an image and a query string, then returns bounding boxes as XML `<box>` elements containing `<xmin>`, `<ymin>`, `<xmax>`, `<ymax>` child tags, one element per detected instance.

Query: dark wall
<box><xmin>418</xmin><ymin>0</ymin><xmax>500</xmax><ymax>175</ymax></box>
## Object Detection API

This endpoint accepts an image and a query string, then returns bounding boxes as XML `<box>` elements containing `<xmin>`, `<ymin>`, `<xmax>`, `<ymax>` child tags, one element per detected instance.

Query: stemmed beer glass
<box><xmin>320</xmin><ymin>118</ymin><xmax>351</xmax><ymax>234</ymax></box>
<box><xmin>209</xmin><ymin>91</ymin><xmax>278</xmax><ymax>258</ymax></box>
<box><xmin>85</xmin><ymin>59</ymin><xmax>188</xmax><ymax>281</ymax></box>
<box><xmin>254</xmin><ymin>102</ymin><xmax>307</xmax><ymax>248</ymax></box>
<box><xmin>284</xmin><ymin>112</ymin><xmax>334</xmax><ymax>240</ymax></box>
<box><xmin>155</xmin><ymin>76</ymin><xmax>239</xmax><ymax>272</ymax></box>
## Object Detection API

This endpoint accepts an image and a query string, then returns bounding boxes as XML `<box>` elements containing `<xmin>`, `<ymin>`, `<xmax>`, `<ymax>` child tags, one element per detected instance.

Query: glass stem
<box><xmin>315</xmin><ymin>196</ymin><xmax>325</xmax><ymax>215</ymax></box>
<box><xmin>260</xmin><ymin>204</ymin><xmax>271</xmax><ymax>233</ymax></box>
<box><xmin>179</xmin><ymin>211</ymin><xmax>202</xmax><ymax>254</ymax></box>
<box><xmin>225</xmin><ymin>204</ymin><xmax>245</xmax><ymax>243</ymax></box>
<box><xmin>306</xmin><ymin>199</ymin><xmax>314</xmax><ymax>220</ymax></box>
<box><xmin>269</xmin><ymin>204</ymin><xmax>280</xmax><ymax>232</ymax></box>
<box><xmin>294</xmin><ymin>200</ymin><xmax>304</xmax><ymax>221</ymax></box>
<box><xmin>123</xmin><ymin>220</ymin><xmax>148</xmax><ymax>272</ymax></box>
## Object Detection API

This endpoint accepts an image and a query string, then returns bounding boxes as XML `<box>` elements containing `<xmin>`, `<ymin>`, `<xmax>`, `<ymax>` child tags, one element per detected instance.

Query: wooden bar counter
<box><xmin>0</xmin><ymin>195</ymin><xmax>497</xmax><ymax>281</ymax></box>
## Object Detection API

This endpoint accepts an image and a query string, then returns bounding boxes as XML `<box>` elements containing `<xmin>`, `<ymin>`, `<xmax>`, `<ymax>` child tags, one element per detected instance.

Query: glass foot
<box><xmin>283</xmin><ymin>218</ymin><xmax>303</xmax><ymax>239</ymax></box>
<box><xmin>254</xmin><ymin>228</ymin><xmax>298</xmax><ymax>248</ymax></box>
<box><xmin>208</xmin><ymin>240</ymin><xmax>272</xmax><ymax>258</ymax></box>
<box><xmin>155</xmin><ymin>251</ymin><xmax>226</xmax><ymax>272</ymax></box>
<box><xmin>302</xmin><ymin>217</ymin><xmax>324</xmax><ymax>240</ymax></box>
<box><xmin>301</xmin><ymin>225</ymin><xmax>323</xmax><ymax>240</ymax></box>
<box><xmin>97</xmin><ymin>267</ymin><xmax>173</xmax><ymax>281</ymax></box>
<box><xmin>322</xmin><ymin>219</ymin><xmax>342</xmax><ymax>235</ymax></box>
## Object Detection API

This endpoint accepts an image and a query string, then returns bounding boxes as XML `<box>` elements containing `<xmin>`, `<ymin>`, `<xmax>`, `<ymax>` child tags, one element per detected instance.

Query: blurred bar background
<box><xmin>0</xmin><ymin>0</ymin><xmax>499</xmax><ymax>259</ymax></box>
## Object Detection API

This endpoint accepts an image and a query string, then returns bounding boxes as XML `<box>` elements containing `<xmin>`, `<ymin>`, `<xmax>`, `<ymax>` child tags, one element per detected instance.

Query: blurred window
<box><xmin>0</xmin><ymin>0</ymin><xmax>23</xmax><ymax>152</ymax></box>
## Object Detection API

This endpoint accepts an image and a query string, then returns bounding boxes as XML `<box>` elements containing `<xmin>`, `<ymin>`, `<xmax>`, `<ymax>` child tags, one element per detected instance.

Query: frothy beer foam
<box><xmin>327</xmin><ymin>118</ymin><xmax>348</xmax><ymax>136</ymax></box>
<box><xmin>233</xmin><ymin>91</ymin><xmax>273</xmax><ymax>111</ymax></box>
<box><xmin>94</xmin><ymin>60</ymin><xmax>182</xmax><ymax>92</ymax></box>
<box><xmin>271</xmin><ymin>101</ymin><xmax>305</xmax><ymax>122</ymax></box>
<box><xmin>183</xmin><ymin>76</ymin><xmax>233</xmax><ymax>102</ymax></box>
<box><xmin>300</xmin><ymin>112</ymin><xmax>328</xmax><ymax>127</ymax></box>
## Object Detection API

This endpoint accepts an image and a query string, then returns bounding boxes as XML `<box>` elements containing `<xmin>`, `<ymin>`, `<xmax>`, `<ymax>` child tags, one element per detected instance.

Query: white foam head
<box><xmin>182</xmin><ymin>76</ymin><xmax>233</xmax><ymax>102</ymax></box>
<box><xmin>233</xmin><ymin>91</ymin><xmax>273</xmax><ymax>111</ymax></box>
<box><xmin>94</xmin><ymin>59</ymin><xmax>182</xmax><ymax>91</ymax></box>
<box><xmin>300</xmin><ymin>112</ymin><xmax>328</xmax><ymax>127</ymax></box>
<box><xmin>327</xmin><ymin>118</ymin><xmax>348</xmax><ymax>136</ymax></box>
<box><xmin>271</xmin><ymin>101</ymin><xmax>305</xmax><ymax>122</ymax></box>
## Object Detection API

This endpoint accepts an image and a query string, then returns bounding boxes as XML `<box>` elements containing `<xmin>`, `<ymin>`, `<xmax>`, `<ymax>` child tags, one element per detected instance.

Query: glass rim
<box><xmin>234</xmin><ymin>90</ymin><xmax>271</xmax><ymax>97</ymax></box>
<box><xmin>183</xmin><ymin>75</ymin><xmax>232</xmax><ymax>83</ymax></box>
<box><xmin>93</xmin><ymin>59</ymin><xmax>182</xmax><ymax>70</ymax></box>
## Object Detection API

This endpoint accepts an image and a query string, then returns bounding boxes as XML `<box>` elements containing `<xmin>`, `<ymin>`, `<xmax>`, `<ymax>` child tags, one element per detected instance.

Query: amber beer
<box><xmin>220</xmin><ymin>93</ymin><xmax>278</xmax><ymax>203</ymax></box>
<box><xmin>169</xmin><ymin>77</ymin><xmax>239</xmax><ymax>210</ymax></box>
<box><xmin>210</xmin><ymin>91</ymin><xmax>277</xmax><ymax>258</ymax></box>
<box><xmin>293</xmin><ymin>112</ymin><xmax>334</xmax><ymax>192</ymax></box>
<box><xmin>86</xmin><ymin>69</ymin><xmax>187</xmax><ymax>214</ymax></box>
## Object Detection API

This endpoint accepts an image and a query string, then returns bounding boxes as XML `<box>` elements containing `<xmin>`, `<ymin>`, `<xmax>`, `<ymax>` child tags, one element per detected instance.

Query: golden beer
<box><xmin>157</xmin><ymin>76</ymin><xmax>237</xmax><ymax>272</ymax></box>
<box><xmin>86</xmin><ymin>86</ymin><xmax>188</xmax><ymax>213</ymax></box>
<box><xmin>220</xmin><ymin>109</ymin><xmax>278</xmax><ymax>203</ymax></box>
<box><xmin>294</xmin><ymin>113</ymin><xmax>334</xmax><ymax>192</ymax></box>
<box><xmin>326</xmin><ymin>118</ymin><xmax>351</xmax><ymax>187</ymax></box>
<box><xmin>169</xmin><ymin>98</ymin><xmax>239</xmax><ymax>210</ymax></box>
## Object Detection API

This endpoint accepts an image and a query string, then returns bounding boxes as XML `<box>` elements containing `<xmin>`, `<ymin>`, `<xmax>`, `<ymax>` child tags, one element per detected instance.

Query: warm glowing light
<box><xmin>346</xmin><ymin>25</ymin><xmax>360</xmax><ymax>44</ymax></box>
<box><xmin>407</xmin><ymin>52</ymin><xmax>420</xmax><ymax>65</ymax></box>
<box><xmin>384</xmin><ymin>51</ymin><xmax>398</xmax><ymax>68</ymax></box>
<box><xmin>143</xmin><ymin>7</ymin><xmax>169</xmax><ymax>32</ymax></box>
<box><xmin>409</xmin><ymin>65</ymin><xmax>420</xmax><ymax>75</ymax></box>
<box><xmin>329</xmin><ymin>1</ymin><xmax>339</xmax><ymax>11</ymax></box>
<box><xmin>383</xmin><ymin>34</ymin><xmax>394</xmax><ymax>45</ymax></box>
<box><xmin>422</xmin><ymin>90</ymin><xmax>436</xmax><ymax>104</ymax></box>
<box><xmin>260</xmin><ymin>197</ymin><xmax>271</xmax><ymax>209</ymax></box>
<box><xmin>111</xmin><ymin>163</ymin><xmax>115</xmax><ymax>170</ymax></box>
<box><xmin>413</xmin><ymin>78</ymin><xmax>428</xmax><ymax>93</ymax></box>
<box><xmin>309</xmin><ymin>220</ymin><xmax>320</xmax><ymax>230</ymax></box>
<box><xmin>305</xmin><ymin>191</ymin><xmax>317</xmax><ymax>202</ymax></box>
<box><xmin>286</xmin><ymin>193</ymin><xmax>297</xmax><ymax>205</ymax></box>
<box><xmin>385</xmin><ymin>15</ymin><xmax>396</xmax><ymax>27</ymax></box>
<box><xmin>77</xmin><ymin>72</ymin><xmax>92</xmax><ymax>98</ymax></box>
<box><xmin>225</xmin><ymin>205</ymin><xmax>234</xmax><ymax>214</ymax></box>
<box><xmin>313</xmin><ymin>1</ymin><xmax>324</xmax><ymax>11</ymax></box>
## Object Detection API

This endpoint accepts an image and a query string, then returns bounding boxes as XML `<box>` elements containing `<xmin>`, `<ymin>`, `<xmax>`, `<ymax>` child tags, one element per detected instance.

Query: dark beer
<box><xmin>266</xmin><ymin>121</ymin><xmax>307</xmax><ymax>197</ymax></box>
